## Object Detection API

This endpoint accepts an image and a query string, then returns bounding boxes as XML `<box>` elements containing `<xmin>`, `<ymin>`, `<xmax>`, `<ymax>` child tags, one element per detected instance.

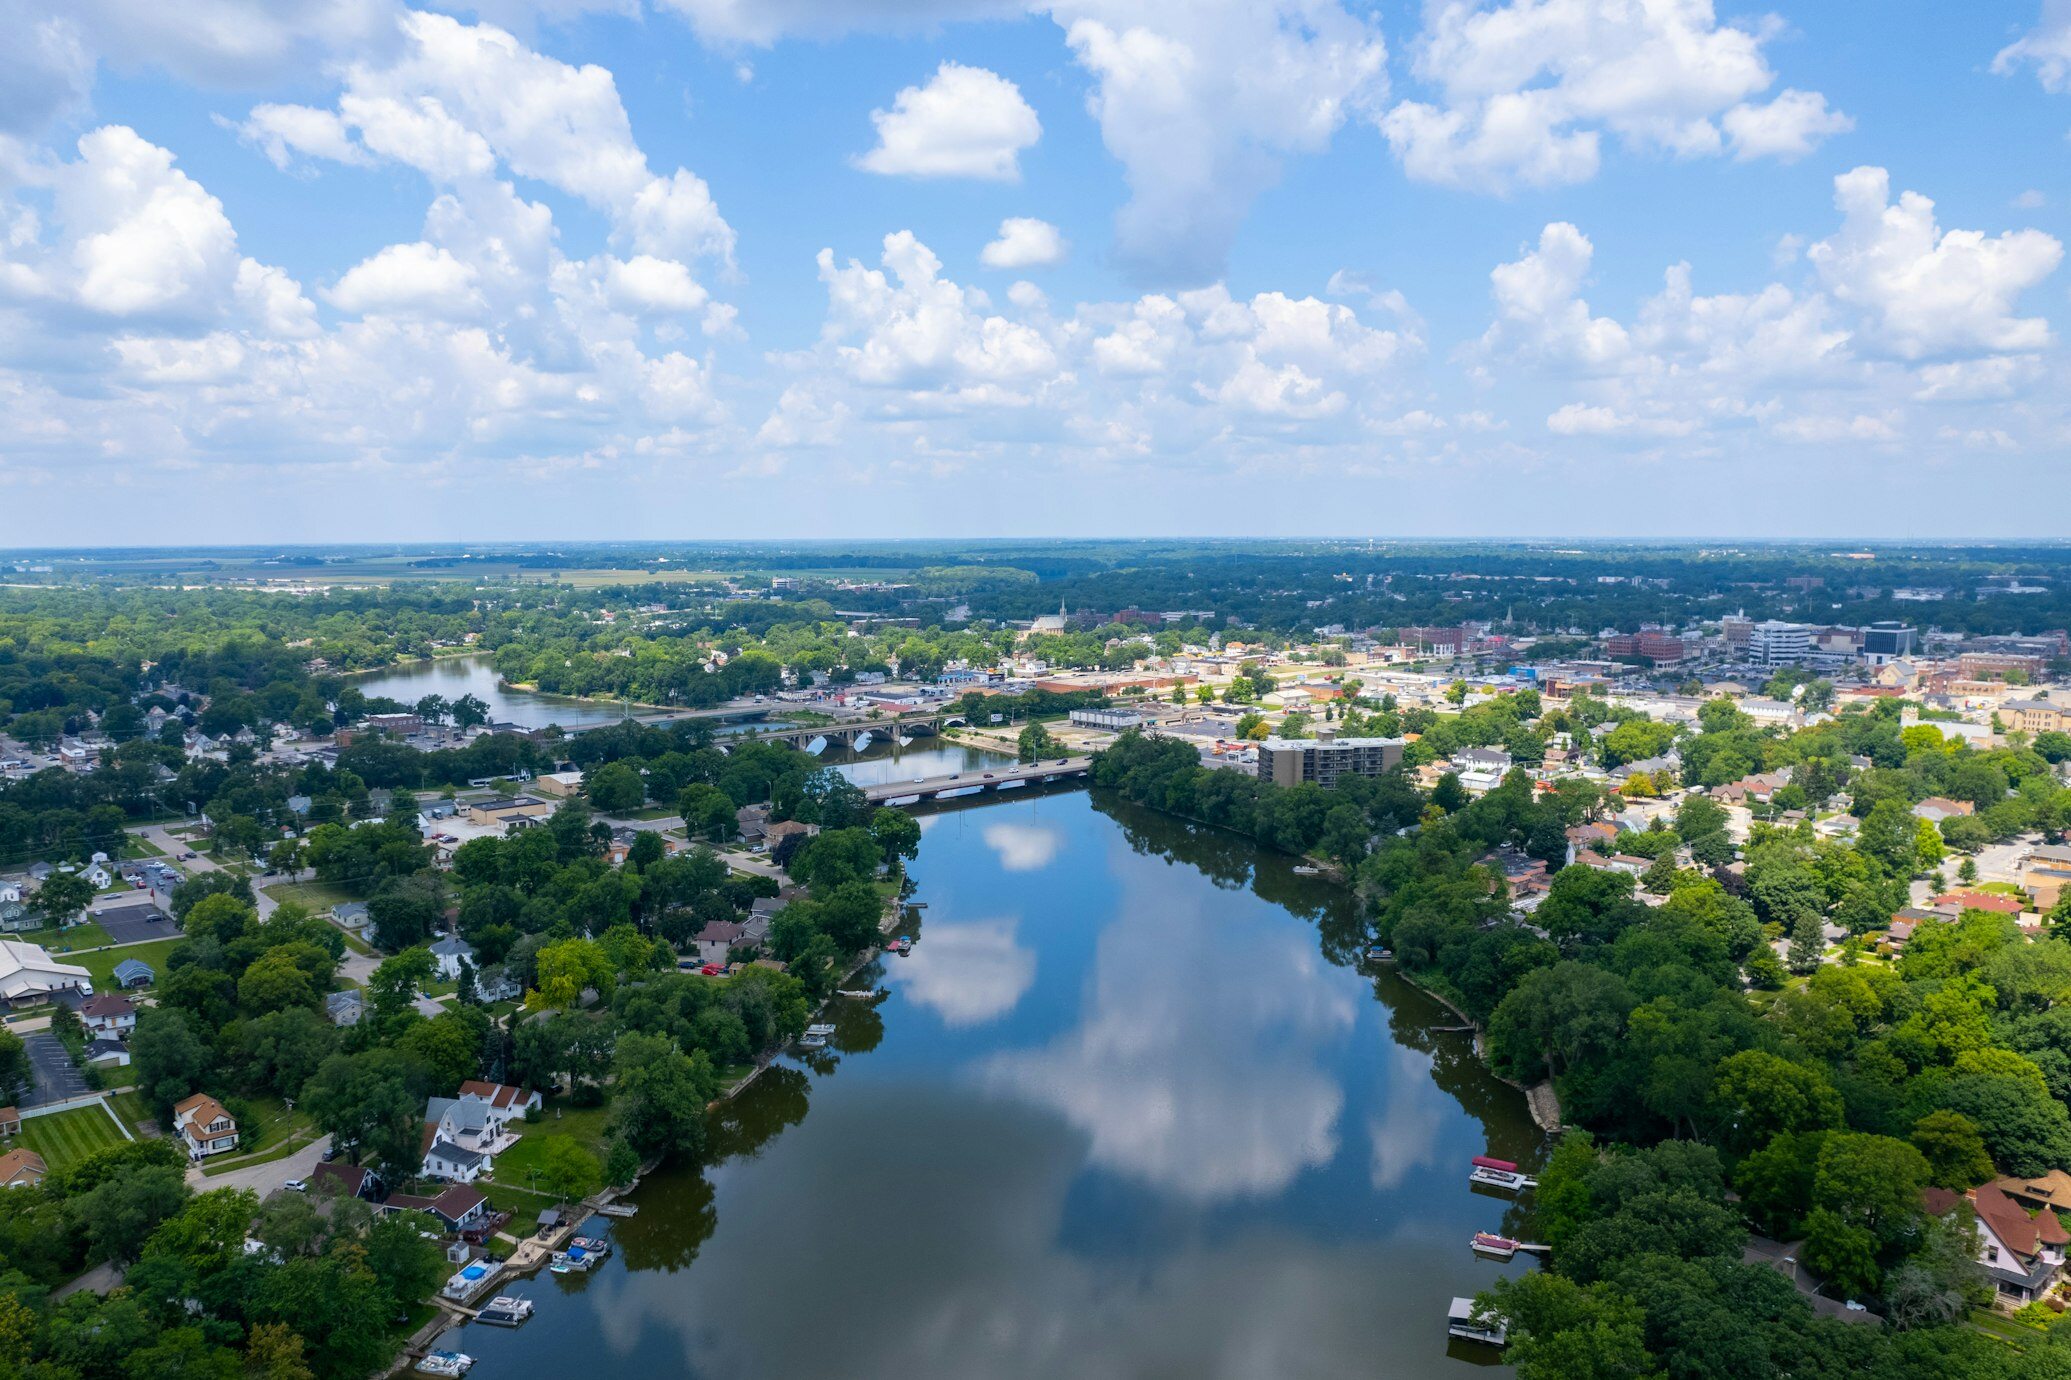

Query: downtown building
<box><xmin>1255</xmin><ymin>730</ymin><xmax>1406</xmax><ymax>789</ymax></box>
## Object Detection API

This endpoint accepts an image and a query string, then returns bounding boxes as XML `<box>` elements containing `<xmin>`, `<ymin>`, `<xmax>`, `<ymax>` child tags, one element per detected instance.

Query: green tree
<box><xmin>610</xmin><ymin>1033</ymin><xmax>717</xmax><ymax>1164</ymax></box>
<box><xmin>1016</xmin><ymin>721</ymin><xmax>1056</xmax><ymax>763</ymax></box>
<box><xmin>1910</xmin><ymin>1110</ymin><xmax>1994</xmax><ymax>1188</ymax></box>
<box><xmin>584</xmin><ymin>761</ymin><xmax>646</xmax><ymax>813</ymax></box>
<box><xmin>535</xmin><ymin>1136</ymin><xmax>602</xmax><ymax>1204</ymax></box>
<box><xmin>130</xmin><ymin>1007</ymin><xmax>210</xmax><ymax>1116</ymax></box>
<box><xmin>72</xmin><ymin>1165</ymin><xmax>189</xmax><ymax>1264</ymax></box>
<box><xmin>29</xmin><ymin>873</ymin><xmax>95</xmax><ymax>928</ymax></box>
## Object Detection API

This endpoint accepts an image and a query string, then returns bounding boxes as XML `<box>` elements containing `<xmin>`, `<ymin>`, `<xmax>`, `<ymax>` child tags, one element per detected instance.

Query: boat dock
<box><xmin>1447</xmin><ymin>1298</ymin><xmax>1508</xmax><ymax>1348</ymax></box>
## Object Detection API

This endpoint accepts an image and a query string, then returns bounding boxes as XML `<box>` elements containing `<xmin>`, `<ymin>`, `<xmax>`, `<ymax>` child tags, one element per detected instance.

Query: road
<box><xmin>189</xmin><ymin>1134</ymin><xmax>334</xmax><ymax>1195</ymax></box>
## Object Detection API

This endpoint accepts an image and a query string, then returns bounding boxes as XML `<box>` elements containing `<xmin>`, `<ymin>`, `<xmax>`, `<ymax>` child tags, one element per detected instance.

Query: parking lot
<box><xmin>91</xmin><ymin>902</ymin><xmax>178</xmax><ymax>947</ymax></box>
<box><xmin>21</xmin><ymin>1031</ymin><xmax>89</xmax><ymax>1108</ymax></box>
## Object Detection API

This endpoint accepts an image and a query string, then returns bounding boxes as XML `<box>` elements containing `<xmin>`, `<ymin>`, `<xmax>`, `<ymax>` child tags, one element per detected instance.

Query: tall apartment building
<box><xmin>1255</xmin><ymin>732</ymin><xmax>1405</xmax><ymax>789</ymax></box>
<box><xmin>1747</xmin><ymin>621</ymin><xmax>1815</xmax><ymax>667</ymax></box>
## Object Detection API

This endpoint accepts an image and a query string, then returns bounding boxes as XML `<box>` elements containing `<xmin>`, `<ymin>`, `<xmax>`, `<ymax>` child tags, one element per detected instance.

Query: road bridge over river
<box><xmin>863</xmin><ymin>757</ymin><xmax>1093</xmax><ymax>804</ymax></box>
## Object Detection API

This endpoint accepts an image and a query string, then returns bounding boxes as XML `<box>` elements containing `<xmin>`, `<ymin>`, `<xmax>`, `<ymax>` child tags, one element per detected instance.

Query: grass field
<box><xmin>106</xmin><ymin>1090</ymin><xmax>157</xmax><ymax>1137</ymax></box>
<box><xmin>75</xmin><ymin>938</ymin><xmax>182</xmax><ymax>990</ymax></box>
<box><xmin>33</xmin><ymin>923</ymin><xmax>114</xmax><ymax>953</ymax></box>
<box><xmin>263</xmin><ymin>880</ymin><xmax>359</xmax><ymax>910</ymax></box>
<box><xmin>16</xmin><ymin>1104</ymin><xmax>129</xmax><ymax>1168</ymax></box>
<box><xmin>489</xmin><ymin>1102</ymin><xmax>612</xmax><ymax>1196</ymax></box>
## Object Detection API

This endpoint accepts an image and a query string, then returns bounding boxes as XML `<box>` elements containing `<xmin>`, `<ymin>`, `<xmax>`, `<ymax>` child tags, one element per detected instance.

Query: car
<box><xmin>1843</xmin><ymin>1300</ymin><xmax>1867</xmax><ymax>1313</ymax></box>
<box><xmin>180</xmin><ymin>851</ymin><xmax>196</xmax><ymax>860</ymax></box>
<box><xmin>321</xmin><ymin>1146</ymin><xmax>340</xmax><ymax>1162</ymax></box>
<box><xmin>982</xmin><ymin>773</ymin><xmax>994</xmax><ymax>779</ymax></box>
<box><xmin>700</xmin><ymin>963</ymin><xmax>725</xmax><ymax>976</ymax></box>
<box><xmin>282</xmin><ymin>1179</ymin><xmax>309</xmax><ymax>1193</ymax></box>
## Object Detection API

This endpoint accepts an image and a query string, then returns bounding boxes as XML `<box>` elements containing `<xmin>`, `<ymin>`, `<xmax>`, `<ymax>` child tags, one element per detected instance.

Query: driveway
<box><xmin>189</xmin><ymin>1134</ymin><xmax>334</xmax><ymax>1195</ymax></box>
<box><xmin>22</xmin><ymin>1031</ymin><xmax>89</xmax><ymax>1107</ymax></box>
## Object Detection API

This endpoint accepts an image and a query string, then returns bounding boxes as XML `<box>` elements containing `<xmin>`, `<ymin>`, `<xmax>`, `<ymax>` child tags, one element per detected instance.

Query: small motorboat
<box><xmin>1470</xmin><ymin>1233</ymin><xmax>1521</xmax><ymax>1260</ymax></box>
<box><xmin>797</xmin><ymin>1031</ymin><xmax>828</xmax><ymax>1050</ymax></box>
<box><xmin>1293</xmin><ymin>865</ymin><xmax>1321</xmax><ymax>876</ymax></box>
<box><xmin>835</xmin><ymin>989</ymin><xmax>882</xmax><ymax>1000</ymax></box>
<box><xmin>571</xmin><ymin>1236</ymin><xmax>611</xmax><ymax>1258</ymax></box>
<box><xmin>549</xmin><ymin>1253</ymin><xmax>573</xmax><ymax>1274</ymax></box>
<box><xmin>416</xmin><ymin>1352</ymin><xmax>475</xmax><ymax>1376</ymax></box>
<box><xmin>889</xmin><ymin>937</ymin><xmax>913</xmax><ymax>955</ymax></box>
<box><xmin>475</xmin><ymin>1297</ymin><xmax>533</xmax><ymax>1327</ymax></box>
<box><xmin>1363</xmin><ymin>947</ymin><xmax>1394</xmax><ymax>965</ymax></box>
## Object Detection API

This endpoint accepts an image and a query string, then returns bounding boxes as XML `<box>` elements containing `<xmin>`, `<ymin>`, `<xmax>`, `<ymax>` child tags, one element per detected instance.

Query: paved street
<box><xmin>22</xmin><ymin>1031</ymin><xmax>89</xmax><ymax>1107</ymax></box>
<box><xmin>189</xmin><ymin>1134</ymin><xmax>334</xmax><ymax>1195</ymax></box>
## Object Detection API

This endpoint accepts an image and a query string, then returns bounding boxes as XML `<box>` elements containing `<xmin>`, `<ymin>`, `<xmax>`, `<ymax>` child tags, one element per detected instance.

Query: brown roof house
<box><xmin>172</xmin><ymin>1093</ymin><xmax>239</xmax><ymax>1160</ymax></box>
<box><xmin>1926</xmin><ymin>1181</ymin><xmax>2071</xmax><ymax>1306</ymax></box>
<box><xmin>0</xmin><ymin>1147</ymin><xmax>46</xmax><ymax>1189</ymax></box>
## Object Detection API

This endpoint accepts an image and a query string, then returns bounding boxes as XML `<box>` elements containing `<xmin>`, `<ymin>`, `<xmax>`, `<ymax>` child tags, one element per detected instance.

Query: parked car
<box><xmin>282</xmin><ymin>1179</ymin><xmax>308</xmax><ymax>1193</ymax></box>
<box><xmin>700</xmin><ymin>963</ymin><xmax>724</xmax><ymax>976</ymax></box>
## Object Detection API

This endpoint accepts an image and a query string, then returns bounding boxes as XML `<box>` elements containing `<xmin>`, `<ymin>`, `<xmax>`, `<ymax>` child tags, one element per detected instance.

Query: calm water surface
<box><xmin>350</xmin><ymin>655</ymin><xmax>632</xmax><ymax>730</ymax></box>
<box><xmin>448</xmin><ymin>789</ymin><xmax>1541</xmax><ymax>1378</ymax></box>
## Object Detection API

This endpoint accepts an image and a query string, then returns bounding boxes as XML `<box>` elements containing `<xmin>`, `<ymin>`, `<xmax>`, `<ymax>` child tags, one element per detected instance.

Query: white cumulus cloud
<box><xmin>857</xmin><ymin>61</ymin><xmax>1040</xmax><ymax>181</ymax></box>
<box><xmin>980</xmin><ymin>217</ymin><xmax>1069</xmax><ymax>270</ymax></box>
<box><xmin>1382</xmin><ymin>0</ymin><xmax>1846</xmax><ymax>190</ymax></box>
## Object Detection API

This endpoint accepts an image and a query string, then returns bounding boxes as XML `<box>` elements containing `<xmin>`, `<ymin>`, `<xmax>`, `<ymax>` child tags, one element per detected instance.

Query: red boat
<box><xmin>1471</xmin><ymin>1232</ymin><xmax>1521</xmax><ymax>1260</ymax></box>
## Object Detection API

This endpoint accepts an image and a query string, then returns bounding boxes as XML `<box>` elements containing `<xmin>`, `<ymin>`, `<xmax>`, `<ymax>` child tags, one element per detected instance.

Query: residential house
<box><xmin>79</xmin><ymin>993</ymin><xmax>136</xmax><ymax>1038</ymax></box>
<box><xmin>0</xmin><ymin>941</ymin><xmax>92</xmax><ymax>1007</ymax></box>
<box><xmin>311</xmin><ymin>1162</ymin><xmax>382</xmax><ymax>1200</ymax></box>
<box><xmin>0</xmin><ymin>1106</ymin><xmax>18</xmax><ymax>1136</ymax></box>
<box><xmin>1913</xmin><ymin>797</ymin><xmax>1975</xmax><ymax>824</ymax></box>
<box><xmin>172</xmin><ymin>1093</ymin><xmax>239</xmax><ymax>1159</ymax></box>
<box><xmin>332</xmin><ymin>902</ymin><xmax>371</xmax><ymax>934</ymax></box>
<box><xmin>1564</xmin><ymin>821</ymin><xmax>1621</xmax><ymax>865</ymax></box>
<box><xmin>428</xmin><ymin>934</ymin><xmax>476</xmax><ymax>981</ymax></box>
<box><xmin>325</xmin><ymin>990</ymin><xmax>365</xmax><ymax>1026</ymax></box>
<box><xmin>1933</xmin><ymin>890</ymin><xmax>2027</xmax><ymax>917</ymax></box>
<box><xmin>381</xmin><ymin>1184</ymin><xmax>489</xmax><ymax>1233</ymax></box>
<box><xmin>693</xmin><ymin>921</ymin><xmax>745</xmax><ymax>968</ymax></box>
<box><xmin>419</xmin><ymin>1089</ymin><xmax>525</xmax><ymax>1183</ymax></box>
<box><xmin>456</xmin><ymin>1080</ymin><xmax>542</xmax><ymax>1118</ymax></box>
<box><xmin>1926</xmin><ymin>1181</ymin><xmax>2070</xmax><ymax>1306</ymax></box>
<box><xmin>0</xmin><ymin>1148</ymin><xmax>47</xmax><ymax>1189</ymax></box>
<box><xmin>0</xmin><ymin>900</ymin><xmax>29</xmax><ymax>934</ymax></box>
<box><xmin>84</xmin><ymin>1038</ymin><xmax>129</xmax><ymax>1067</ymax></box>
<box><xmin>1885</xmin><ymin>908</ymin><xmax>1946</xmax><ymax>947</ymax></box>
<box><xmin>111</xmin><ymin>958</ymin><xmax>154</xmax><ymax>989</ymax></box>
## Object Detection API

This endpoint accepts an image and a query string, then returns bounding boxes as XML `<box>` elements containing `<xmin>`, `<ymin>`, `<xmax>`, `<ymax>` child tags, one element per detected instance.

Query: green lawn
<box><xmin>35</xmin><ymin>923</ymin><xmax>113</xmax><ymax>953</ymax></box>
<box><xmin>489</xmin><ymin>1102</ymin><xmax>613</xmax><ymax>1194</ymax></box>
<box><xmin>74</xmin><ymin>938</ymin><xmax>183</xmax><ymax>990</ymax></box>
<box><xmin>106</xmin><ymin>1090</ymin><xmax>158</xmax><ymax>1137</ymax></box>
<box><xmin>263</xmin><ymin>880</ymin><xmax>359</xmax><ymax>910</ymax></box>
<box><xmin>15</xmin><ymin>1104</ymin><xmax>129</xmax><ymax>1168</ymax></box>
<box><xmin>123</xmin><ymin>835</ymin><xmax>166</xmax><ymax>859</ymax></box>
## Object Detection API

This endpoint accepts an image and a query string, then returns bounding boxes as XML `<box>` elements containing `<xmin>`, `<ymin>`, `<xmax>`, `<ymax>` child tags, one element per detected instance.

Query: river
<box><xmin>350</xmin><ymin>655</ymin><xmax>634</xmax><ymax>730</ymax></box>
<box><xmin>444</xmin><ymin>787</ymin><xmax>1542</xmax><ymax>1378</ymax></box>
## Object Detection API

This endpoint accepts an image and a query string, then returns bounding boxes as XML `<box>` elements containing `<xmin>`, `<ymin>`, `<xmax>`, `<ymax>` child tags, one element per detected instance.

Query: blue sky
<box><xmin>3</xmin><ymin>0</ymin><xmax>2071</xmax><ymax>543</ymax></box>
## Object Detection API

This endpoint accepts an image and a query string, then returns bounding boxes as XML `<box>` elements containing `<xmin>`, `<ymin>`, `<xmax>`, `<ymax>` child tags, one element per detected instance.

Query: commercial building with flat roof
<box><xmin>1255</xmin><ymin>733</ymin><xmax>1405</xmax><ymax>789</ymax></box>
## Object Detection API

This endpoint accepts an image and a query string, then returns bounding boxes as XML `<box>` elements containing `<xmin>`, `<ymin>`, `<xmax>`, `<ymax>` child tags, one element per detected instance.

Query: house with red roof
<box><xmin>1925</xmin><ymin>1180</ymin><xmax>2071</xmax><ymax>1306</ymax></box>
<box><xmin>1932</xmin><ymin>891</ymin><xmax>2026</xmax><ymax>916</ymax></box>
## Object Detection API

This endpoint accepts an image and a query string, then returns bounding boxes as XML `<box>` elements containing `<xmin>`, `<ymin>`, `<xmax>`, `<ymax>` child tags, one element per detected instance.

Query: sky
<box><xmin>3</xmin><ymin>0</ymin><xmax>2071</xmax><ymax>544</ymax></box>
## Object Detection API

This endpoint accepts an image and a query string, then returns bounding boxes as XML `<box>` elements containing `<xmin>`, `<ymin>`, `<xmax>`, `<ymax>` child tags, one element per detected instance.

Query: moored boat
<box><xmin>1470</xmin><ymin>1232</ymin><xmax>1520</xmax><ymax>1260</ymax></box>
<box><xmin>475</xmin><ymin>1297</ymin><xmax>532</xmax><ymax>1327</ymax></box>
<box><xmin>416</xmin><ymin>1351</ymin><xmax>475</xmax><ymax>1376</ymax></box>
<box><xmin>1467</xmin><ymin>1155</ymin><xmax>1537</xmax><ymax>1192</ymax></box>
